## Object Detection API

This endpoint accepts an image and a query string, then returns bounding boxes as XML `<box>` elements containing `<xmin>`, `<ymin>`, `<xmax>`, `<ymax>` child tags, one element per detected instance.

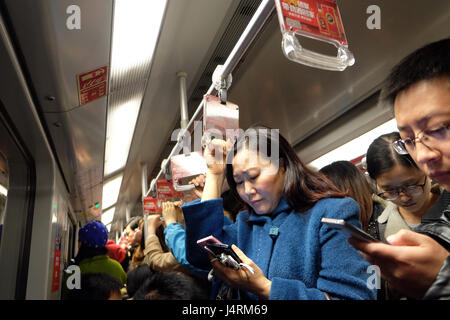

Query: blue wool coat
<box><xmin>183</xmin><ymin>196</ymin><xmax>377</xmax><ymax>300</ymax></box>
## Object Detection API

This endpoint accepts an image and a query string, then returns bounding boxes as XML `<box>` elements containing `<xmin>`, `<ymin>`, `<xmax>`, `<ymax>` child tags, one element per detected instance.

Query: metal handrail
<box><xmin>144</xmin><ymin>0</ymin><xmax>275</xmax><ymax>197</ymax></box>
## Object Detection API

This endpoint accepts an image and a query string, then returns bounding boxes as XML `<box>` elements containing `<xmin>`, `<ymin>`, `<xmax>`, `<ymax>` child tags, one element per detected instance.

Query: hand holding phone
<box><xmin>196</xmin><ymin>235</ymin><xmax>223</xmax><ymax>248</ymax></box>
<box><xmin>206</xmin><ymin>243</ymin><xmax>242</xmax><ymax>262</ymax></box>
<box><xmin>196</xmin><ymin>235</ymin><xmax>253</xmax><ymax>272</ymax></box>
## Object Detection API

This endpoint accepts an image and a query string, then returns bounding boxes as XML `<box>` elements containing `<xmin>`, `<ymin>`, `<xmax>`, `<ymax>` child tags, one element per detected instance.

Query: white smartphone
<box><xmin>321</xmin><ymin>218</ymin><xmax>380</xmax><ymax>243</ymax></box>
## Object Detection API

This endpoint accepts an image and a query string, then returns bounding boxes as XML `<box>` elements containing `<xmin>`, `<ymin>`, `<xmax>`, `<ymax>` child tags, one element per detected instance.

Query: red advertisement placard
<box><xmin>77</xmin><ymin>66</ymin><xmax>108</xmax><ymax>105</ymax></box>
<box><xmin>156</xmin><ymin>179</ymin><xmax>184</xmax><ymax>200</ymax></box>
<box><xmin>143</xmin><ymin>196</ymin><xmax>162</xmax><ymax>214</ymax></box>
<box><xmin>279</xmin><ymin>0</ymin><xmax>347</xmax><ymax>45</ymax></box>
<box><xmin>51</xmin><ymin>248</ymin><xmax>62</xmax><ymax>292</ymax></box>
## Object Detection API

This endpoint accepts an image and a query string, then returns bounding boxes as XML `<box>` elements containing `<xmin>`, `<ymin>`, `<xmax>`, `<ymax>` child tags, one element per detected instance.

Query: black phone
<box><xmin>321</xmin><ymin>218</ymin><xmax>381</xmax><ymax>243</ymax></box>
<box><xmin>205</xmin><ymin>242</ymin><xmax>242</xmax><ymax>264</ymax></box>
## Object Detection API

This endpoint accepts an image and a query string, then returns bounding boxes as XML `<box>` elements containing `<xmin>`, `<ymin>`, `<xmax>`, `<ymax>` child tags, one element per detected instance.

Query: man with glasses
<box><xmin>349</xmin><ymin>38</ymin><xmax>450</xmax><ymax>299</ymax></box>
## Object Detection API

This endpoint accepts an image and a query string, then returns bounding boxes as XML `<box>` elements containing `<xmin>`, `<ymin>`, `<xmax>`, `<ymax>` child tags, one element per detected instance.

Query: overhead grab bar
<box><xmin>144</xmin><ymin>0</ymin><xmax>275</xmax><ymax>197</ymax></box>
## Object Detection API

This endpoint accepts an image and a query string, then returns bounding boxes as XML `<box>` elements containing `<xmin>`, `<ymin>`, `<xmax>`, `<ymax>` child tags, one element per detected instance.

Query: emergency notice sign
<box><xmin>279</xmin><ymin>0</ymin><xmax>348</xmax><ymax>45</ymax></box>
<box><xmin>77</xmin><ymin>66</ymin><xmax>108</xmax><ymax>105</ymax></box>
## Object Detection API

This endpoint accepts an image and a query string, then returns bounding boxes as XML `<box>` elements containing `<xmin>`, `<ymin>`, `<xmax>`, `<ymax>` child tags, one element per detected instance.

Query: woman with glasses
<box><xmin>366</xmin><ymin>132</ymin><xmax>442</xmax><ymax>243</ymax></box>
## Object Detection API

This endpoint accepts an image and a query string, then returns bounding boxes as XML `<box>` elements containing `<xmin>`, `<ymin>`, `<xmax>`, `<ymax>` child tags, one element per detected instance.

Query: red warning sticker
<box><xmin>77</xmin><ymin>66</ymin><xmax>108</xmax><ymax>105</ymax></box>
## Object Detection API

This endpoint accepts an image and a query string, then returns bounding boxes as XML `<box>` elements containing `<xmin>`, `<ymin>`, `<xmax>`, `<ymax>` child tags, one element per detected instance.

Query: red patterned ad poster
<box><xmin>143</xmin><ymin>196</ymin><xmax>162</xmax><ymax>214</ymax></box>
<box><xmin>156</xmin><ymin>179</ymin><xmax>184</xmax><ymax>200</ymax></box>
<box><xmin>279</xmin><ymin>0</ymin><xmax>347</xmax><ymax>45</ymax></box>
<box><xmin>51</xmin><ymin>248</ymin><xmax>61</xmax><ymax>292</ymax></box>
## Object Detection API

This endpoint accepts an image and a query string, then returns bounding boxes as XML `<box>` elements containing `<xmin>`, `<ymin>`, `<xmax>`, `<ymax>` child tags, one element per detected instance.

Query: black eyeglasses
<box><xmin>377</xmin><ymin>176</ymin><xmax>427</xmax><ymax>201</ymax></box>
<box><xmin>392</xmin><ymin>123</ymin><xmax>450</xmax><ymax>155</ymax></box>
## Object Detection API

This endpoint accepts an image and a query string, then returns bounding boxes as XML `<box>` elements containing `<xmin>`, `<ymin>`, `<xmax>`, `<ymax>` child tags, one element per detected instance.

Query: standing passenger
<box><xmin>366</xmin><ymin>132</ymin><xmax>441</xmax><ymax>243</ymax></box>
<box><xmin>319</xmin><ymin>160</ymin><xmax>377</xmax><ymax>233</ymax></box>
<box><xmin>348</xmin><ymin>38</ymin><xmax>450</xmax><ymax>299</ymax></box>
<box><xmin>183</xmin><ymin>126</ymin><xmax>376</xmax><ymax>300</ymax></box>
<box><xmin>75</xmin><ymin>221</ymin><xmax>127</xmax><ymax>284</ymax></box>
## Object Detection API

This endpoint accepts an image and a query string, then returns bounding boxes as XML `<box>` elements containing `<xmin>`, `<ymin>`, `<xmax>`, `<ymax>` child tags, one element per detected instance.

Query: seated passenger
<box><xmin>366</xmin><ymin>132</ymin><xmax>442</xmax><ymax>243</ymax></box>
<box><xmin>67</xmin><ymin>273</ymin><xmax>123</xmax><ymax>300</ymax></box>
<box><xmin>75</xmin><ymin>221</ymin><xmax>127</xmax><ymax>285</ymax></box>
<box><xmin>132</xmin><ymin>271</ymin><xmax>208</xmax><ymax>300</ymax></box>
<box><xmin>183</xmin><ymin>126</ymin><xmax>377</xmax><ymax>300</ymax></box>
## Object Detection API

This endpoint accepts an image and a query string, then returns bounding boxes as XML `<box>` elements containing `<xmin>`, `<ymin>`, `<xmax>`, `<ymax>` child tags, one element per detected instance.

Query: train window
<box><xmin>0</xmin><ymin>151</ymin><xmax>8</xmax><ymax>246</ymax></box>
<box><xmin>308</xmin><ymin>118</ymin><xmax>398</xmax><ymax>170</ymax></box>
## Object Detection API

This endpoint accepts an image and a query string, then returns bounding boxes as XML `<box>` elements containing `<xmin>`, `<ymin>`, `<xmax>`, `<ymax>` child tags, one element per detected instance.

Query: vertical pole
<box><xmin>177</xmin><ymin>72</ymin><xmax>189</xmax><ymax>129</ymax></box>
<box><xmin>141</xmin><ymin>163</ymin><xmax>148</xmax><ymax>201</ymax></box>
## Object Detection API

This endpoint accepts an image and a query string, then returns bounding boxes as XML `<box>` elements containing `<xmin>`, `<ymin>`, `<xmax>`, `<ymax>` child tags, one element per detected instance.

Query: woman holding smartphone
<box><xmin>183</xmin><ymin>126</ymin><xmax>376</xmax><ymax>300</ymax></box>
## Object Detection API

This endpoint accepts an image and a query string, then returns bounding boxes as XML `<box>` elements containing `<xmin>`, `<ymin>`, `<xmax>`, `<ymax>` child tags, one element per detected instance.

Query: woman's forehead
<box><xmin>233</xmin><ymin>149</ymin><xmax>266</xmax><ymax>168</ymax></box>
<box><xmin>232</xmin><ymin>149</ymin><xmax>279</xmax><ymax>175</ymax></box>
<box><xmin>377</xmin><ymin>165</ymin><xmax>423</xmax><ymax>185</ymax></box>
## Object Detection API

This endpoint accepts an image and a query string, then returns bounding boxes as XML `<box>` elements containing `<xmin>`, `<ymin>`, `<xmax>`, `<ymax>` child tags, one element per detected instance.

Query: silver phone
<box><xmin>321</xmin><ymin>218</ymin><xmax>380</xmax><ymax>243</ymax></box>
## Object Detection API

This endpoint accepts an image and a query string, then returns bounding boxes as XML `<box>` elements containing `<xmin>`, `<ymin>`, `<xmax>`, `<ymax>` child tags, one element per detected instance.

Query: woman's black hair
<box><xmin>366</xmin><ymin>132</ymin><xmax>419</xmax><ymax>180</ymax></box>
<box><xmin>67</xmin><ymin>273</ymin><xmax>123</xmax><ymax>300</ymax></box>
<box><xmin>221</xmin><ymin>189</ymin><xmax>245</xmax><ymax>221</ymax></box>
<box><xmin>133</xmin><ymin>272</ymin><xmax>208</xmax><ymax>300</ymax></box>
<box><xmin>225</xmin><ymin>126</ymin><xmax>345</xmax><ymax>213</ymax></box>
<box><xmin>126</xmin><ymin>264</ymin><xmax>154</xmax><ymax>298</ymax></box>
<box><xmin>125</xmin><ymin>216</ymin><xmax>140</xmax><ymax>230</ymax></box>
<box><xmin>320</xmin><ymin>161</ymin><xmax>373</xmax><ymax>230</ymax></box>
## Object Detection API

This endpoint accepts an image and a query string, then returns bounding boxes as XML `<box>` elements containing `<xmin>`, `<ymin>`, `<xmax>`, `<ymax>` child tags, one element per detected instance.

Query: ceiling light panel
<box><xmin>308</xmin><ymin>118</ymin><xmax>398</xmax><ymax>170</ymax></box>
<box><xmin>104</xmin><ymin>0</ymin><xmax>167</xmax><ymax>177</ymax></box>
<box><xmin>102</xmin><ymin>174</ymin><xmax>123</xmax><ymax>209</ymax></box>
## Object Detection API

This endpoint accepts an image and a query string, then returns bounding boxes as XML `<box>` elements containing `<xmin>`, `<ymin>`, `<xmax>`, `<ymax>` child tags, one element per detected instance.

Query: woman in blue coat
<box><xmin>183</xmin><ymin>126</ymin><xmax>377</xmax><ymax>300</ymax></box>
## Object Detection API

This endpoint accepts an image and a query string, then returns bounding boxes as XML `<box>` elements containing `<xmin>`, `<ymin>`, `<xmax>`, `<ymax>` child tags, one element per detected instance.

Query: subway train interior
<box><xmin>0</xmin><ymin>0</ymin><xmax>449</xmax><ymax>300</ymax></box>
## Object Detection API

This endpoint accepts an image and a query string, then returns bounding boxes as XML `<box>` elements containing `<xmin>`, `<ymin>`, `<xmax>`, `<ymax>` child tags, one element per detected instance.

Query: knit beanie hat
<box><xmin>78</xmin><ymin>221</ymin><xmax>108</xmax><ymax>248</ymax></box>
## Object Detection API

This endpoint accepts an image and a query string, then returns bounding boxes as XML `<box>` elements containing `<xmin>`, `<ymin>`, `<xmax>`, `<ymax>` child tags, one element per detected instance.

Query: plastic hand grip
<box><xmin>281</xmin><ymin>31</ymin><xmax>355</xmax><ymax>71</ymax></box>
<box><xmin>172</xmin><ymin>179</ymin><xmax>195</xmax><ymax>192</ymax></box>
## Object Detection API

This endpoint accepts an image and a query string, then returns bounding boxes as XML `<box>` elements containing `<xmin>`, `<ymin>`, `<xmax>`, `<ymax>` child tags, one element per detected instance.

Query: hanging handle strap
<box><xmin>282</xmin><ymin>32</ymin><xmax>355</xmax><ymax>71</ymax></box>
